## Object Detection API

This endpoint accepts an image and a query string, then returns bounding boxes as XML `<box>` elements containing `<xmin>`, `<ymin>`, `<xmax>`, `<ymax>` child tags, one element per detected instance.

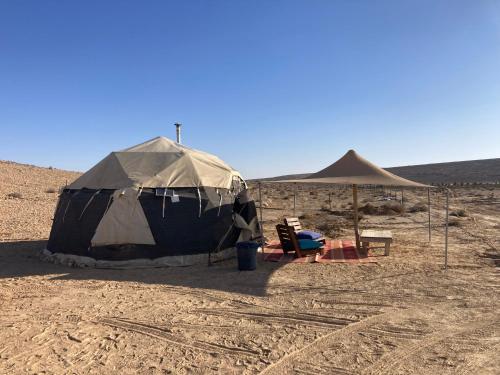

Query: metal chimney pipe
<box><xmin>174</xmin><ymin>123</ymin><xmax>182</xmax><ymax>144</ymax></box>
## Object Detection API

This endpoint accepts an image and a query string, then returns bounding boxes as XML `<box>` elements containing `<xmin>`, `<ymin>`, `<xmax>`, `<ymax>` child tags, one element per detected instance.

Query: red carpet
<box><xmin>263</xmin><ymin>239</ymin><xmax>377</xmax><ymax>264</ymax></box>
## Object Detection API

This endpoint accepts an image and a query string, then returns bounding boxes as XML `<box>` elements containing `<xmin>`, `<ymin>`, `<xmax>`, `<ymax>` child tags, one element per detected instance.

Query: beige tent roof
<box><xmin>69</xmin><ymin>136</ymin><xmax>243</xmax><ymax>189</ymax></box>
<box><xmin>276</xmin><ymin>149</ymin><xmax>430</xmax><ymax>187</ymax></box>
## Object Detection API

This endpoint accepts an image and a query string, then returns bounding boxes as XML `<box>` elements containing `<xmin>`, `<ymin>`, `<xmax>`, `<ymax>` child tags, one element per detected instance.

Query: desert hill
<box><xmin>0</xmin><ymin>160</ymin><xmax>81</xmax><ymax>240</ymax></box>
<box><xmin>255</xmin><ymin>157</ymin><xmax>500</xmax><ymax>184</ymax></box>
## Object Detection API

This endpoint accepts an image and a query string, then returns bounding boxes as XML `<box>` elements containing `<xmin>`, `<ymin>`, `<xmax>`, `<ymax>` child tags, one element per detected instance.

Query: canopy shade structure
<box><xmin>265</xmin><ymin>149</ymin><xmax>433</xmax><ymax>253</ymax></box>
<box><xmin>277</xmin><ymin>149</ymin><xmax>430</xmax><ymax>187</ymax></box>
<box><xmin>69</xmin><ymin>136</ymin><xmax>243</xmax><ymax>190</ymax></box>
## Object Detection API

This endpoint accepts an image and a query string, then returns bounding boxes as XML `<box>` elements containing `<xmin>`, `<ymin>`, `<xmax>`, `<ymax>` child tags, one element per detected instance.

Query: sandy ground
<box><xmin>0</xmin><ymin>161</ymin><xmax>499</xmax><ymax>374</ymax></box>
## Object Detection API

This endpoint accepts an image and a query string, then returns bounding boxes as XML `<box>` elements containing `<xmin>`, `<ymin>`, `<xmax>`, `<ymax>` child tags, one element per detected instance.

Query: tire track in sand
<box><xmin>98</xmin><ymin>317</ymin><xmax>259</xmax><ymax>356</ymax></box>
<box><xmin>258</xmin><ymin>309</ymin><xmax>392</xmax><ymax>375</ymax></box>
<box><xmin>360</xmin><ymin>318</ymin><xmax>499</xmax><ymax>374</ymax></box>
<box><xmin>196</xmin><ymin>308</ymin><xmax>356</xmax><ymax>328</ymax></box>
<box><xmin>454</xmin><ymin>342</ymin><xmax>500</xmax><ymax>375</ymax></box>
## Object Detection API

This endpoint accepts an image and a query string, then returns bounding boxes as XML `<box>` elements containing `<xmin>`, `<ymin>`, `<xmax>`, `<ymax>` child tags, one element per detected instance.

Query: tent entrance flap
<box><xmin>91</xmin><ymin>188</ymin><xmax>155</xmax><ymax>246</ymax></box>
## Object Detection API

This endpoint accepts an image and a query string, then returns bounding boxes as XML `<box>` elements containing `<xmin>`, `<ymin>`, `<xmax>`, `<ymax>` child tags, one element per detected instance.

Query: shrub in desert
<box><xmin>450</xmin><ymin>209</ymin><xmax>467</xmax><ymax>217</ymax></box>
<box><xmin>379</xmin><ymin>202</ymin><xmax>405</xmax><ymax>215</ymax></box>
<box><xmin>408</xmin><ymin>202</ymin><xmax>428</xmax><ymax>213</ymax></box>
<box><xmin>316</xmin><ymin>222</ymin><xmax>330</xmax><ymax>233</ymax></box>
<box><xmin>448</xmin><ymin>218</ymin><xmax>462</xmax><ymax>227</ymax></box>
<box><xmin>321</xmin><ymin>206</ymin><xmax>344</xmax><ymax>214</ymax></box>
<box><xmin>327</xmin><ymin>209</ymin><xmax>345</xmax><ymax>216</ymax></box>
<box><xmin>316</xmin><ymin>221</ymin><xmax>343</xmax><ymax>237</ymax></box>
<box><xmin>344</xmin><ymin>210</ymin><xmax>364</xmax><ymax>221</ymax></box>
<box><xmin>7</xmin><ymin>192</ymin><xmax>23</xmax><ymax>199</ymax></box>
<box><xmin>359</xmin><ymin>202</ymin><xmax>378</xmax><ymax>215</ymax></box>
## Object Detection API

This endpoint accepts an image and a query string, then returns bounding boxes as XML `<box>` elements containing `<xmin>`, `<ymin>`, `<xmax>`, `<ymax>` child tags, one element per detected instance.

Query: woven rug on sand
<box><xmin>263</xmin><ymin>239</ymin><xmax>377</xmax><ymax>264</ymax></box>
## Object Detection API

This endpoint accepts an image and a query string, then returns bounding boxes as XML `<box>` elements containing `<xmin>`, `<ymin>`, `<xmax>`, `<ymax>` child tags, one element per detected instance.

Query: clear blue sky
<box><xmin>1</xmin><ymin>1</ymin><xmax>499</xmax><ymax>178</ymax></box>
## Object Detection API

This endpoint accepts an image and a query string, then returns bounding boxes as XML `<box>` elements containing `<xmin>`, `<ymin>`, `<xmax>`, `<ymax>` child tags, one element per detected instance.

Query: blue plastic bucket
<box><xmin>236</xmin><ymin>241</ymin><xmax>259</xmax><ymax>271</ymax></box>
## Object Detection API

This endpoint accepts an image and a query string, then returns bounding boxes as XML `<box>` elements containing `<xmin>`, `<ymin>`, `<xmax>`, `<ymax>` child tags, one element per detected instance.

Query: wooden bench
<box><xmin>359</xmin><ymin>230</ymin><xmax>393</xmax><ymax>256</ymax></box>
<box><xmin>284</xmin><ymin>217</ymin><xmax>326</xmax><ymax>244</ymax></box>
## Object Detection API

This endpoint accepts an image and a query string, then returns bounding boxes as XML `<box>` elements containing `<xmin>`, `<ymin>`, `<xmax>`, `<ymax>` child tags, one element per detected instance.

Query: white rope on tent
<box><xmin>62</xmin><ymin>200</ymin><xmax>71</xmax><ymax>224</ymax></box>
<box><xmin>136</xmin><ymin>187</ymin><xmax>143</xmax><ymax>199</ymax></box>
<box><xmin>197</xmin><ymin>187</ymin><xmax>202</xmax><ymax>218</ymax></box>
<box><xmin>78</xmin><ymin>190</ymin><xmax>102</xmax><ymax>221</ymax></box>
<box><xmin>129</xmin><ymin>187</ymin><xmax>143</xmax><ymax>217</ymax></box>
<box><xmin>162</xmin><ymin>189</ymin><xmax>167</xmax><ymax>218</ymax></box>
<box><xmin>217</xmin><ymin>189</ymin><xmax>223</xmax><ymax>217</ymax></box>
<box><xmin>103</xmin><ymin>194</ymin><xmax>113</xmax><ymax>215</ymax></box>
<box><xmin>62</xmin><ymin>190</ymin><xmax>80</xmax><ymax>224</ymax></box>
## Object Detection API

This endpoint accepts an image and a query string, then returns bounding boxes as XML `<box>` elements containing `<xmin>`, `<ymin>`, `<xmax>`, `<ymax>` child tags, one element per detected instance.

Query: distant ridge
<box><xmin>255</xmin><ymin>157</ymin><xmax>500</xmax><ymax>184</ymax></box>
<box><xmin>0</xmin><ymin>160</ymin><xmax>81</xmax><ymax>174</ymax></box>
<box><xmin>386</xmin><ymin>158</ymin><xmax>500</xmax><ymax>184</ymax></box>
<box><xmin>256</xmin><ymin>173</ymin><xmax>312</xmax><ymax>182</ymax></box>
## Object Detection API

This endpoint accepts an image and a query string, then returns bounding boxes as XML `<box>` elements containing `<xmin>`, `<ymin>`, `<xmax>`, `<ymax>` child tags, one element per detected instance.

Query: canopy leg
<box><xmin>428</xmin><ymin>187</ymin><xmax>431</xmax><ymax>242</ymax></box>
<box><xmin>445</xmin><ymin>188</ymin><xmax>449</xmax><ymax>270</ymax></box>
<box><xmin>258</xmin><ymin>182</ymin><xmax>264</xmax><ymax>245</ymax></box>
<box><xmin>352</xmin><ymin>184</ymin><xmax>361</xmax><ymax>251</ymax></box>
<box><xmin>293</xmin><ymin>183</ymin><xmax>297</xmax><ymax>216</ymax></box>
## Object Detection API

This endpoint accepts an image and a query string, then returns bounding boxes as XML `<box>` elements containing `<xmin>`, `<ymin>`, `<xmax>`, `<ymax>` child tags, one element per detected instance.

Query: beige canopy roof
<box><xmin>69</xmin><ymin>136</ymin><xmax>243</xmax><ymax>189</ymax></box>
<box><xmin>276</xmin><ymin>149</ymin><xmax>430</xmax><ymax>187</ymax></box>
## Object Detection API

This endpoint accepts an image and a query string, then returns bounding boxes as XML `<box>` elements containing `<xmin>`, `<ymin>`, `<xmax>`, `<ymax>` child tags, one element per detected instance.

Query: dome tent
<box><xmin>45</xmin><ymin>136</ymin><xmax>259</xmax><ymax>267</ymax></box>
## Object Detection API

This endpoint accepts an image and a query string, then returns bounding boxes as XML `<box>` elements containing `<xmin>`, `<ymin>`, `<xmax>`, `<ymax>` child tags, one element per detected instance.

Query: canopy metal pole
<box><xmin>427</xmin><ymin>187</ymin><xmax>431</xmax><ymax>242</ymax></box>
<box><xmin>352</xmin><ymin>184</ymin><xmax>361</xmax><ymax>251</ymax></box>
<box><xmin>293</xmin><ymin>183</ymin><xmax>297</xmax><ymax>216</ymax></box>
<box><xmin>258</xmin><ymin>182</ymin><xmax>264</xmax><ymax>244</ymax></box>
<box><xmin>445</xmin><ymin>189</ymin><xmax>449</xmax><ymax>270</ymax></box>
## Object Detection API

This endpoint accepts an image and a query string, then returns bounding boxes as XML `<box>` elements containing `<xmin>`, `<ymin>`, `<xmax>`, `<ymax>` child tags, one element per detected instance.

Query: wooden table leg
<box><xmin>362</xmin><ymin>241</ymin><xmax>368</xmax><ymax>255</ymax></box>
<box><xmin>384</xmin><ymin>241</ymin><xmax>390</xmax><ymax>256</ymax></box>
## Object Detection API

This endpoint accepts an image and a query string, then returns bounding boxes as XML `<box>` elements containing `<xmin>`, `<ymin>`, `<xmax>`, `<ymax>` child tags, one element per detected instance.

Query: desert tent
<box><xmin>46</xmin><ymin>136</ymin><xmax>259</xmax><ymax>266</ymax></box>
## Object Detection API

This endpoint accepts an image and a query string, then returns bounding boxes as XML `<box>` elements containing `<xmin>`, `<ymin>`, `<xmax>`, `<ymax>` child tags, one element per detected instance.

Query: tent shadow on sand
<box><xmin>0</xmin><ymin>240</ymin><xmax>284</xmax><ymax>297</ymax></box>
